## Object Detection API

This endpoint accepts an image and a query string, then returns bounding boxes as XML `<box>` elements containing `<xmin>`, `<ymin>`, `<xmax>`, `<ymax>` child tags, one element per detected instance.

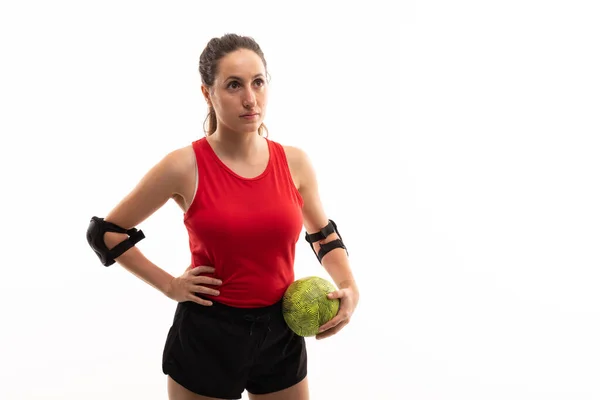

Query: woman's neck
<box><xmin>208</xmin><ymin>128</ymin><xmax>263</xmax><ymax>160</ymax></box>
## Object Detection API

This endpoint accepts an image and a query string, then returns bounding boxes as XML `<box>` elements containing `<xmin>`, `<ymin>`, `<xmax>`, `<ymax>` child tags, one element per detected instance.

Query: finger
<box><xmin>316</xmin><ymin>319</ymin><xmax>349</xmax><ymax>340</ymax></box>
<box><xmin>192</xmin><ymin>276</ymin><xmax>222</xmax><ymax>286</ymax></box>
<box><xmin>318</xmin><ymin>314</ymin><xmax>344</xmax><ymax>334</ymax></box>
<box><xmin>327</xmin><ymin>289</ymin><xmax>346</xmax><ymax>300</ymax></box>
<box><xmin>190</xmin><ymin>266</ymin><xmax>215</xmax><ymax>275</ymax></box>
<box><xmin>318</xmin><ymin>309</ymin><xmax>351</xmax><ymax>333</ymax></box>
<box><xmin>187</xmin><ymin>293</ymin><xmax>213</xmax><ymax>306</ymax></box>
<box><xmin>191</xmin><ymin>285</ymin><xmax>220</xmax><ymax>296</ymax></box>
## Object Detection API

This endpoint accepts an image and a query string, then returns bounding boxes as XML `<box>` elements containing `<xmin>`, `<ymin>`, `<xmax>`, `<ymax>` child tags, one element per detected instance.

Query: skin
<box><xmin>103</xmin><ymin>48</ymin><xmax>359</xmax><ymax>400</ymax></box>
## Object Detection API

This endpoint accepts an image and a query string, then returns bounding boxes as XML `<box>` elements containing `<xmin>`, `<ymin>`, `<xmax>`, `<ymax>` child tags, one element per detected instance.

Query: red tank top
<box><xmin>183</xmin><ymin>137</ymin><xmax>304</xmax><ymax>308</ymax></box>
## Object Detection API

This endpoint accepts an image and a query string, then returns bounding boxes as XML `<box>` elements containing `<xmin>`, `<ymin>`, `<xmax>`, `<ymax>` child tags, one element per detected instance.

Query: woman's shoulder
<box><xmin>273</xmin><ymin>141</ymin><xmax>315</xmax><ymax>187</ymax></box>
<box><xmin>265</xmin><ymin>136</ymin><xmax>305</xmax><ymax>160</ymax></box>
<box><xmin>156</xmin><ymin>142</ymin><xmax>199</xmax><ymax>184</ymax></box>
<box><xmin>276</xmin><ymin>141</ymin><xmax>309</xmax><ymax>166</ymax></box>
<box><xmin>167</xmin><ymin>142</ymin><xmax>197</xmax><ymax>168</ymax></box>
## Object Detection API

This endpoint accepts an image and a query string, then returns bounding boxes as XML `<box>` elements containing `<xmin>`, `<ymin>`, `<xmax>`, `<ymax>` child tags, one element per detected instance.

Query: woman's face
<box><xmin>203</xmin><ymin>48</ymin><xmax>268</xmax><ymax>134</ymax></box>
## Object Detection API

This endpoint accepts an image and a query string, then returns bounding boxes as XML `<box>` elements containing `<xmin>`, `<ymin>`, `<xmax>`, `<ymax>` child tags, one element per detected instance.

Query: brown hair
<box><xmin>199</xmin><ymin>33</ymin><xmax>269</xmax><ymax>136</ymax></box>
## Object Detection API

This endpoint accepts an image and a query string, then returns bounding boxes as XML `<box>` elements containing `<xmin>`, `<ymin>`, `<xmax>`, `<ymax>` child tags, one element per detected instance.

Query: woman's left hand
<box><xmin>316</xmin><ymin>285</ymin><xmax>359</xmax><ymax>340</ymax></box>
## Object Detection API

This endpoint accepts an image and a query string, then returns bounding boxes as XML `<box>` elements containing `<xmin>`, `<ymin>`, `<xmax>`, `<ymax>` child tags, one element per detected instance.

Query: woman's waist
<box><xmin>200</xmin><ymin>277</ymin><xmax>292</xmax><ymax>308</ymax></box>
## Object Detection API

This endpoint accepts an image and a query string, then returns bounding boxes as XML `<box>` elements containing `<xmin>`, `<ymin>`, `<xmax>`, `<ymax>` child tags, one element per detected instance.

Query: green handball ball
<box><xmin>282</xmin><ymin>276</ymin><xmax>340</xmax><ymax>337</ymax></box>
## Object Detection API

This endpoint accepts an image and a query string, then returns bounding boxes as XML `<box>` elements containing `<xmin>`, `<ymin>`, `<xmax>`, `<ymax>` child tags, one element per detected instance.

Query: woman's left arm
<box><xmin>290</xmin><ymin>146</ymin><xmax>360</xmax><ymax>340</ymax></box>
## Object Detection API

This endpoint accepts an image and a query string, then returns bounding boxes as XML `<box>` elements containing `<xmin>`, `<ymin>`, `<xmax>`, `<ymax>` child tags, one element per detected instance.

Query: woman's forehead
<box><xmin>217</xmin><ymin>49</ymin><xmax>265</xmax><ymax>80</ymax></box>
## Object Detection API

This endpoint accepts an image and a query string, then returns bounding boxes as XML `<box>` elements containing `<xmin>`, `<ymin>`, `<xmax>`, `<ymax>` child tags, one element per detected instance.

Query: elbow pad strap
<box><xmin>86</xmin><ymin>216</ymin><xmax>145</xmax><ymax>267</ymax></box>
<box><xmin>305</xmin><ymin>219</ymin><xmax>348</xmax><ymax>263</ymax></box>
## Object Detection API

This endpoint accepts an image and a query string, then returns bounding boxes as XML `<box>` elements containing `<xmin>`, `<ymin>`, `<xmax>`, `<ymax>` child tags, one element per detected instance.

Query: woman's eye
<box><xmin>228</xmin><ymin>81</ymin><xmax>240</xmax><ymax>89</ymax></box>
<box><xmin>254</xmin><ymin>79</ymin><xmax>264</xmax><ymax>87</ymax></box>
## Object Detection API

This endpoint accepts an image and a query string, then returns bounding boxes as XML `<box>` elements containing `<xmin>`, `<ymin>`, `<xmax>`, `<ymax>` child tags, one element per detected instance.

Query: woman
<box><xmin>86</xmin><ymin>33</ymin><xmax>359</xmax><ymax>400</ymax></box>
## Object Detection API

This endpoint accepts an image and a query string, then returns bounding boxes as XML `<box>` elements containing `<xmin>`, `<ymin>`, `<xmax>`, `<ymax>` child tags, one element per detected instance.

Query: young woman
<box><xmin>86</xmin><ymin>33</ymin><xmax>359</xmax><ymax>400</ymax></box>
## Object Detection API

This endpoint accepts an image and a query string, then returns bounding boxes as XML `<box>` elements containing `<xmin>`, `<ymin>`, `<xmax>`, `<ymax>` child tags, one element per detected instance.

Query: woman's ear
<box><xmin>201</xmin><ymin>85</ymin><xmax>212</xmax><ymax>106</ymax></box>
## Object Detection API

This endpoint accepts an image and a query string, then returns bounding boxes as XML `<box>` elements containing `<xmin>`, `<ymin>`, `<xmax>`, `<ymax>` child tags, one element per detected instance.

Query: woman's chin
<box><xmin>237</xmin><ymin>121</ymin><xmax>262</xmax><ymax>134</ymax></box>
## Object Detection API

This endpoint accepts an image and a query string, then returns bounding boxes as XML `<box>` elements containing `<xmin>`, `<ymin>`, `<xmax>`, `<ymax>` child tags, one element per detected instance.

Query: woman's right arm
<box><xmin>88</xmin><ymin>147</ymin><xmax>220</xmax><ymax>304</ymax></box>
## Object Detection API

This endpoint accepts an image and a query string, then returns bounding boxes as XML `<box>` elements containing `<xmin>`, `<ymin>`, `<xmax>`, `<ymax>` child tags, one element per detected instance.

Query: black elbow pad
<box><xmin>86</xmin><ymin>216</ymin><xmax>145</xmax><ymax>267</ymax></box>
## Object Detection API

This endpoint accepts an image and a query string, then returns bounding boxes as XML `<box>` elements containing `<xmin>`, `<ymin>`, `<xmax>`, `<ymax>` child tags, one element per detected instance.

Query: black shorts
<box><xmin>162</xmin><ymin>298</ymin><xmax>307</xmax><ymax>399</ymax></box>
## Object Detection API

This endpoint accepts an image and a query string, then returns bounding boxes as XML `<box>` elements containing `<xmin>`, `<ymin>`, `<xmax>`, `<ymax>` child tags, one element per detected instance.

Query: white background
<box><xmin>1</xmin><ymin>0</ymin><xmax>599</xmax><ymax>399</ymax></box>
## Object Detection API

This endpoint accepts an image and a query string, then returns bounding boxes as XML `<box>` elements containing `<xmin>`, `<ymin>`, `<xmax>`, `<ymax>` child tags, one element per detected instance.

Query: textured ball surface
<box><xmin>282</xmin><ymin>276</ymin><xmax>340</xmax><ymax>337</ymax></box>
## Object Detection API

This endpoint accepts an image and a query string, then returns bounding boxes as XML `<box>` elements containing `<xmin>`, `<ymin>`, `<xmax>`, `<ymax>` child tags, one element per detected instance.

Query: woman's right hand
<box><xmin>165</xmin><ymin>265</ymin><xmax>222</xmax><ymax>306</ymax></box>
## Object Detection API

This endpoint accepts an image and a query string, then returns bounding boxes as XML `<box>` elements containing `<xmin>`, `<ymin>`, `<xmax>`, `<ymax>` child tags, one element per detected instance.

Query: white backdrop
<box><xmin>1</xmin><ymin>0</ymin><xmax>599</xmax><ymax>399</ymax></box>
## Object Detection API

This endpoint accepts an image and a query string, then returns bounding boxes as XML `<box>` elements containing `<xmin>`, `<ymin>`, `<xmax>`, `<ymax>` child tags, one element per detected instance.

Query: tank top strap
<box><xmin>266</xmin><ymin>139</ymin><xmax>304</xmax><ymax>208</ymax></box>
<box><xmin>191</xmin><ymin>137</ymin><xmax>214</xmax><ymax>176</ymax></box>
